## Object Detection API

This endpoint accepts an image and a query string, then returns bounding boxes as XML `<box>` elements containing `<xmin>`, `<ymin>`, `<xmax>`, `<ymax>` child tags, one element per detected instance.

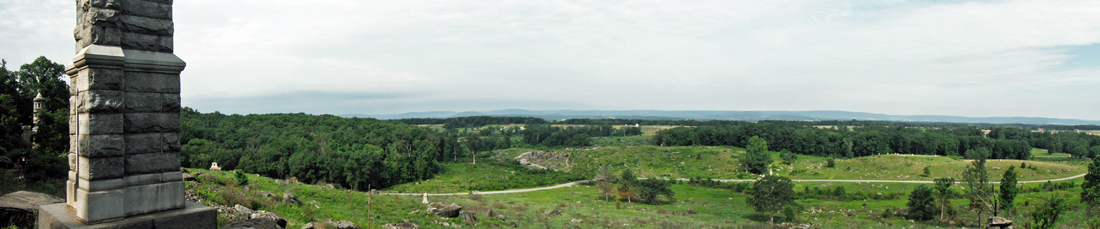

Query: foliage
<box><xmin>635</xmin><ymin>179</ymin><xmax>674</xmax><ymax>204</ymax></box>
<box><xmin>595</xmin><ymin>164</ymin><xmax>615</xmax><ymax>201</ymax></box>
<box><xmin>906</xmin><ymin>185</ymin><xmax>938</xmax><ymax>221</ymax></box>
<box><xmin>617</xmin><ymin>168</ymin><xmax>636</xmax><ymax>203</ymax></box>
<box><xmin>739</xmin><ymin>136</ymin><xmax>772</xmax><ymax>174</ymax></box>
<box><xmin>747</xmin><ymin>175</ymin><xmax>796</xmax><ymax>224</ymax></box>
<box><xmin>780</xmin><ymin>149</ymin><xmax>797</xmax><ymax>165</ymax></box>
<box><xmin>235</xmin><ymin>170</ymin><xmax>250</xmax><ymax>186</ymax></box>
<box><xmin>649</xmin><ymin>122</ymin><xmax>1080</xmax><ymax>160</ymax></box>
<box><xmin>1084</xmin><ymin>156</ymin><xmax>1100</xmax><ymax>204</ymax></box>
<box><xmin>519</xmin><ymin>124</ymin><xmax>594</xmax><ymax>147</ymax></box>
<box><xmin>1030</xmin><ymin>195</ymin><xmax>1067</xmax><ymax>229</ymax></box>
<box><xmin>961</xmin><ymin>147</ymin><xmax>994</xmax><ymax>225</ymax></box>
<box><xmin>181</xmin><ymin>108</ymin><xmax>442</xmax><ymax>190</ymax></box>
<box><xmin>0</xmin><ymin>57</ymin><xmax>69</xmax><ymax>159</ymax></box>
<box><xmin>1000</xmin><ymin>166</ymin><xmax>1018</xmax><ymax>210</ymax></box>
<box><xmin>933</xmin><ymin>177</ymin><xmax>955</xmax><ymax>222</ymax></box>
<box><xmin>825</xmin><ymin>157</ymin><xmax>835</xmax><ymax>168</ymax></box>
<box><xmin>782</xmin><ymin>205</ymin><xmax>801</xmax><ymax>222</ymax></box>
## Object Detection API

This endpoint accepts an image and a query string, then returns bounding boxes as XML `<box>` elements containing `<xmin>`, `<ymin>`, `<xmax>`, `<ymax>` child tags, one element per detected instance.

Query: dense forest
<box><xmin>651</xmin><ymin>122</ymin><xmax>1100</xmax><ymax>159</ymax></box>
<box><xmin>0</xmin><ymin>57</ymin><xmax>69</xmax><ymax>181</ymax></box>
<box><xmin>394</xmin><ymin>116</ymin><xmax>548</xmax><ymax>129</ymax></box>
<box><xmin>181</xmin><ymin>108</ymin><xmax>445</xmax><ymax>190</ymax></box>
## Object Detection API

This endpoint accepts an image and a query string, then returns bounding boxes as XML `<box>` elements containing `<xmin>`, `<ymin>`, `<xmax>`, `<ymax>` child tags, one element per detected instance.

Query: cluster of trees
<box><xmin>181</xmin><ymin>108</ymin><xmax>444</xmax><ymax>190</ymax></box>
<box><xmin>651</xmin><ymin>122</ymin><xmax>1039</xmax><ymax>160</ymax></box>
<box><xmin>594</xmin><ymin>166</ymin><xmax>674</xmax><ymax>205</ymax></box>
<box><xmin>394</xmin><ymin>116</ymin><xmax>548</xmax><ymax>129</ymax></box>
<box><xmin>0</xmin><ymin>57</ymin><xmax>70</xmax><ymax>181</ymax></box>
<box><xmin>519</xmin><ymin>124</ymin><xmax>594</xmax><ymax>147</ymax></box>
<box><xmin>988</xmin><ymin>127</ymin><xmax>1100</xmax><ymax>158</ymax></box>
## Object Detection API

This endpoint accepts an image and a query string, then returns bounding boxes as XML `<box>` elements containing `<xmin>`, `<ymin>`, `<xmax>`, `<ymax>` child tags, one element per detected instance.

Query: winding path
<box><xmin>380</xmin><ymin>173</ymin><xmax>1087</xmax><ymax>196</ymax></box>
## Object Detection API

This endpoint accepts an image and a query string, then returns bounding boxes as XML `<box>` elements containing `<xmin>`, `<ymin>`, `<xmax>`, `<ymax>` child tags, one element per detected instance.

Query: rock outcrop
<box><xmin>251</xmin><ymin>210</ymin><xmax>288</xmax><ymax>228</ymax></box>
<box><xmin>283</xmin><ymin>190</ymin><xmax>303</xmax><ymax>205</ymax></box>
<box><xmin>222</xmin><ymin>218</ymin><xmax>282</xmax><ymax>229</ymax></box>
<box><xmin>0</xmin><ymin>191</ymin><xmax>64</xmax><ymax>228</ymax></box>
<box><xmin>437</xmin><ymin>203</ymin><xmax>463</xmax><ymax>217</ymax></box>
<box><xmin>382</xmin><ymin>223</ymin><xmax>419</xmax><ymax>229</ymax></box>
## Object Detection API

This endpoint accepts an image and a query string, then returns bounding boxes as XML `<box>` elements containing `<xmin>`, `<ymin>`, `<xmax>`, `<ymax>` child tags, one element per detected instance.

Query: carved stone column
<box><xmin>38</xmin><ymin>0</ymin><xmax>215</xmax><ymax>228</ymax></box>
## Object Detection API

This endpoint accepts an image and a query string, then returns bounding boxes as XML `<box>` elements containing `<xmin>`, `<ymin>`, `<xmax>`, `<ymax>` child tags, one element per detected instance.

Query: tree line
<box><xmin>181</xmin><ymin>108</ymin><xmax>444</xmax><ymax>190</ymax></box>
<box><xmin>0</xmin><ymin>57</ymin><xmax>70</xmax><ymax>182</ymax></box>
<box><xmin>648</xmin><ymin>122</ymin><xmax>1081</xmax><ymax>160</ymax></box>
<box><xmin>394</xmin><ymin>116</ymin><xmax>548</xmax><ymax>129</ymax></box>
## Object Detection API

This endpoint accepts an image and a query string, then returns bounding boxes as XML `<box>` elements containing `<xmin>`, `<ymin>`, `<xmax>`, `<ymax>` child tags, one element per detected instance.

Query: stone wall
<box><xmin>65</xmin><ymin>0</ymin><xmax>186</xmax><ymax>224</ymax></box>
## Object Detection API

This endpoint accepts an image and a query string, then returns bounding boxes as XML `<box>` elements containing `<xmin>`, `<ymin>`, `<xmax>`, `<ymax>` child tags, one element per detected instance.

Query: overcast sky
<box><xmin>2</xmin><ymin>0</ymin><xmax>1099</xmax><ymax>120</ymax></box>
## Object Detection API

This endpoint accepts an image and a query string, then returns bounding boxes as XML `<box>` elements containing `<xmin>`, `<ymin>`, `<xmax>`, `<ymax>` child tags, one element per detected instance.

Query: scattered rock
<box><xmin>482</xmin><ymin>208</ymin><xmax>497</xmax><ymax>218</ymax></box>
<box><xmin>430</xmin><ymin>202</ymin><xmax>446</xmax><ymax>208</ymax></box>
<box><xmin>257</xmin><ymin>191</ymin><xmax>277</xmax><ymax>198</ymax></box>
<box><xmin>283</xmin><ymin>190</ymin><xmax>303</xmax><ymax>205</ymax></box>
<box><xmin>0</xmin><ymin>191</ymin><xmax>64</xmax><ymax>228</ymax></box>
<box><xmin>496</xmin><ymin>215</ymin><xmax>505</xmax><ymax>221</ymax></box>
<box><xmin>489</xmin><ymin>223</ymin><xmax>501</xmax><ymax>228</ymax></box>
<box><xmin>369</xmin><ymin>189</ymin><xmax>380</xmax><ymax>195</ymax></box>
<box><xmin>460</xmin><ymin>211</ymin><xmax>478</xmax><ymax>224</ymax></box>
<box><xmin>989</xmin><ymin>216</ymin><xmax>1013</xmax><ymax>228</ymax></box>
<box><xmin>251</xmin><ymin>210</ymin><xmax>288</xmax><ymax>228</ymax></box>
<box><xmin>199</xmin><ymin>173</ymin><xmax>218</xmax><ymax>181</ymax></box>
<box><xmin>234</xmin><ymin>204</ymin><xmax>254</xmax><ymax>215</ymax></box>
<box><xmin>182</xmin><ymin>172</ymin><xmax>196</xmax><ymax>181</ymax></box>
<box><xmin>508</xmin><ymin>221</ymin><xmax>518</xmax><ymax>227</ymax></box>
<box><xmin>381</xmin><ymin>223</ymin><xmax>419</xmax><ymax>229</ymax></box>
<box><xmin>222</xmin><ymin>218</ymin><xmax>282</xmax><ymax>229</ymax></box>
<box><xmin>684</xmin><ymin>209</ymin><xmax>697</xmax><ymax>215</ymax></box>
<box><xmin>548</xmin><ymin>209</ymin><xmax>562</xmax><ymax>216</ymax></box>
<box><xmin>437</xmin><ymin>203</ymin><xmax>463</xmax><ymax>218</ymax></box>
<box><xmin>408</xmin><ymin>210</ymin><xmax>421</xmax><ymax>215</ymax></box>
<box><xmin>334</xmin><ymin>220</ymin><xmax>358</xmax><ymax>229</ymax></box>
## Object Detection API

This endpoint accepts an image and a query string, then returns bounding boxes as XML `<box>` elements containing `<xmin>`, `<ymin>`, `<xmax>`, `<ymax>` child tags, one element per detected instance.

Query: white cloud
<box><xmin>2</xmin><ymin>0</ymin><xmax>1099</xmax><ymax>119</ymax></box>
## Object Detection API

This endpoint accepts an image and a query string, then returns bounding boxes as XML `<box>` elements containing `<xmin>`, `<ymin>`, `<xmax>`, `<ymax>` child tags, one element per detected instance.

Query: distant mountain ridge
<box><xmin>341</xmin><ymin>110</ymin><xmax>1100</xmax><ymax>125</ymax></box>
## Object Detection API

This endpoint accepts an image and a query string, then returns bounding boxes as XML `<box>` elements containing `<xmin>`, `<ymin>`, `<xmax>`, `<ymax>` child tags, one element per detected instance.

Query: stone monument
<box><xmin>38</xmin><ymin>0</ymin><xmax>216</xmax><ymax>228</ymax></box>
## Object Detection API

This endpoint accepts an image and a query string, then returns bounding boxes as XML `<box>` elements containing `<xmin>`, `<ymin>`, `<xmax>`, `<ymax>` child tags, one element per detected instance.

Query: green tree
<box><xmin>962</xmin><ymin>147</ymin><xmax>994</xmax><ymax>225</ymax></box>
<box><xmin>595</xmin><ymin>164</ymin><xmax>615</xmax><ymax>202</ymax></box>
<box><xmin>933</xmin><ymin>177</ymin><xmax>955</xmax><ymax>222</ymax></box>
<box><xmin>1083</xmin><ymin>156</ymin><xmax>1100</xmax><ymax>204</ymax></box>
<box><xmin>635</xmin><ymin>179</ymin><xmax>674</xmax><ymax>204</ymax></box>
<box><xmin>922</xmin><ymin>166</ymin><xmax>931</xmax><ymax>177</ymax></box>
<box><xmin>907</xmin><ymin>185</ymin><xmax>938</xmax><ymax>220</ymax></box>
<box><xmin>999</xmin><ymin>166</ymin><xmax>1018</xmax><ymax>210</ymax></box>
<box><xmin>235</xmin><ymin>169</ymin><xmax>249</xmax><ymax>186</ymax></box>
<box><xmin>780</xmin><ymin>149</ymin><xmax>797</xmax><ymax>165</ymax></box>
<box><xmin>826</xmin><ymin>157</ymin><xmax>835</xmax><ymax>168</ymax></box>
<box><xmin>1030</xmin><ymin>195</ymin><xmax>1066</xmax><ymax>229</ymax></box>
<box><xmin>740</xmin><ymin>136</ymin><xmax>773</xmax><ymax>174</ymax></box>
<box><xmin>618</xmin><ymin>168</ymin><xmax>636</xmax><ymax>203</ymax></box>
<box><xmin>747</xmin><ymin>175</ymin><xmax>797</xmax><ymax>224</ymax></box>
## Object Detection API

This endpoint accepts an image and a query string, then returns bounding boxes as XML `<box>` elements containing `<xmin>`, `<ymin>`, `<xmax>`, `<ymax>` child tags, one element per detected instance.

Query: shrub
<box><xmin>235</xmin><ymin>170</ymin><xmax>249</xmax><ymax>186</ymax></box>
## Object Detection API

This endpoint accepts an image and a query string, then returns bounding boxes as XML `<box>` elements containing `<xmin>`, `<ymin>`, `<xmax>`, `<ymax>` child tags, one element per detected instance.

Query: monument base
<box><xmin>38</xmin><ymin>201</ymin><xmax>216</xmax><ymax>229</ymax></box>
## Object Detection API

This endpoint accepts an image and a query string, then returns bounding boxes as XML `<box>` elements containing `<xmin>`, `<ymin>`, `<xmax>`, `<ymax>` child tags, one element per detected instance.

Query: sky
<box><xmin>1</xmin><ymin>0</ymin><xmax>1099</xmax><ymax>120</ymax></box>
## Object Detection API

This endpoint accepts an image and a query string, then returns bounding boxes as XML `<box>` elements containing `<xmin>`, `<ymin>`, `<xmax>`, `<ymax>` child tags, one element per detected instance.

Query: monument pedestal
<box><xmin>38</xmin><ymin>201</ymin><xmax>215</xmax><ymax>229</ymax></box>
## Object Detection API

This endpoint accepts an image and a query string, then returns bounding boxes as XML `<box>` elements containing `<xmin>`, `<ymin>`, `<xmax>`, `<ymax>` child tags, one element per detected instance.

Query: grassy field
<box><xmin>384</xmin><ymin>160</ymin><xmax>581</xmax><ymax>193</ymax></box>
<box><xmin>520</xmin><ymin>145</ymin><xmax>1088</xmax><ymax>182</ymax></box>
<box><xmin>184</xmin><ymin>167</ymin><xmax>1096</xmax><ymax>229</ymax></box>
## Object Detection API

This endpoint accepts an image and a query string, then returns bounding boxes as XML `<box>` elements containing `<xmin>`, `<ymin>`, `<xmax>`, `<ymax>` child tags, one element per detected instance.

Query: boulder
<box><xmin>251</xmin><ymin>210</ymin><xmax>288</xmax><ymax>228</ymax></box>
<box><xmin>334</xmin><ymin>220</ymin><xmax>358</xmax><ymax>229</ymax></box>
<box><xmin>989</xmin><ymin>216</ymin><xmax>1013</xmax><ymax>229</ymax></box>
<box><xmin>460</xmin><ymin>211</ymin><xmax>477</xmax><ymax>224</ymax></box>
<box><xmin>430</xmin><ymin>202</ymin><xmax>446</xmax><ymax>208</ymax></box>
<box><xmin>437</xmin><ymin>203</ymin><xmax>463</xmax><ymax>218</ymax></box>
<box><xmin>257</xmin><ymin>191</ymin><xmax>277</xmax><ymax>198</ymax></box>
<box><xmin>301</xmin><ymin>222</ymin><xmax>317</xmax><ymax>229</ymax></box>
<box><xmin>182</xmin><ymin>172</ymin><xmax>196</xmax><ymax>181</ymax></box>
<box><xmin>482</xmin><ymin>208</ymin><xmax>497</xmax><ymax>218</ymax></box>
<box><xmin>496</xmin><ymin>215</ymin><xmax>505</xmax><ymax>221</ymax></box>
<box><xmin>0</xmin><ymin>156</ymin><xmax>13</xmax><ymax>169</ymax></box>
<box><xmin>0</xmin><ymin>191</ymin><xmax>64</xmax><ymax>228</ymax></box>
<box><xmin>381</xmin><ymin>223</ymin><xmax>419</xmax><ymax>229</ymax></box>
<box><xmin>548</xmin><ymin>209</ymin><xmax>562</xmax><ymax>216</ymax></box>
<box><xmin>283</xmin><ymin>190</ymin><xmax>303</xmax><ymax>204</ymax></box>
<box><xmin>684</xmin><ymin>209</ymin><xmax>697</xmax><ymax>215</ymax></box>
<box><xmin>222</xmin><ymin>218</ymin><xmax>282</xmax><ymax>229</ymax></box>
<box><xmin>234</xmin><ymin>204</ymin><xmax>254</xmax><ymax>215</ymax></box>
<box><xmin>407</xmin><ymin>210</ymin><xmax>421</xmax><ymax>215</ymax></box>
<box><xmin>489</xmin><ymin>223</ymin><xmax>501</xmax><ymax>228</ymax></box>
<box><xmin>508</xmin><ymin>221</ymin><xmax>518</xmax><ymax>228</ymax></box>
